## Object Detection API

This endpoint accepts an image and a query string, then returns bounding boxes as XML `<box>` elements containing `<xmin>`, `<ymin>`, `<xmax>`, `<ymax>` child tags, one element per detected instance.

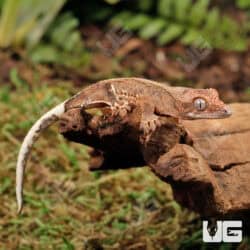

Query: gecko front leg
<box><xmin>133</xmin><ymin>100</ymin><xmax>163</xmax><ymax>143</ymax></box>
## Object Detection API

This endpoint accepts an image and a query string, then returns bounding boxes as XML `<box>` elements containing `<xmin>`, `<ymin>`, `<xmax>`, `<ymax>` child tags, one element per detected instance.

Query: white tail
<box><xmin>16</xmin><ymin>102</ymin><xmax>66</xmax><ymax>214</ymax></box>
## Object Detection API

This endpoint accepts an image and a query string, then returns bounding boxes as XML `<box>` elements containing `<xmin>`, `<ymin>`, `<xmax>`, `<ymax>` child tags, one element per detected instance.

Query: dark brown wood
<box><xmin>60</xmin><ymin>103</ymin><xmax>250</xmax><ymax>216</ymax></box>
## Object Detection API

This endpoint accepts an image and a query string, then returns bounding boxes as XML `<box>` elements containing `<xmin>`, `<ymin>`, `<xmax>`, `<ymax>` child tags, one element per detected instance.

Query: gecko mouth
<box><xmin>186</xmin><ymin>107</ymin><xmax>232</xmax><ymax>119</ymax></box>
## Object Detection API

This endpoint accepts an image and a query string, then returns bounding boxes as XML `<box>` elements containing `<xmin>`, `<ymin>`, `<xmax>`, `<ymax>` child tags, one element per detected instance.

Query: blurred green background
<box><xmin>0</xmin><ymin>0</ymin><xmax>250</xmax><ymax>249</ymax></box>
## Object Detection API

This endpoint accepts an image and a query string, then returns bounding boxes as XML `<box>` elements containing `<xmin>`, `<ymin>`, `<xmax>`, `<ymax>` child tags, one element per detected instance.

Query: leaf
<box><xmin>0</xmin><ymin>0</ymin><xmax>4</xmax><ymax>10</ymax></box>
<box><xmin>124</xmin><ymin>14</ymin><xmax>151</xmax><ymax>30</ymax></box>
<box><xmin>181</xmin><ymin>29</ymin><xmax>201</xmax><ymax>45</ymax></box>
<box><xmin>62</xmin><ymin>237</ymin><xmax>75</xmax><ymax>250</ymax></box>
<box><xmin>27</xmin><ymin>0</ymin><xmax>66</xmax><ymax>48</ymax></box>
<box><xmin>137</xmin><ymin>0</ymin><xmax>154</xmax><ymax>12</ymax></box>
<box><xmin>9</xmin><ymin>68</ymin><xmax>28</xmax><ymax>89</ymax></box>
<box><xmin>110</xmin><ymin>11</ymin><xmax>132</xmax><ymax>27</ymax></box>
<box><xmin>0</xmin><ymin>0</ymin><xmax>20</xmax><ymax>47</ymax></box>
<box><xmin>157</xmin><ymin>0</ymin><xmax>173</xmax><ymax>18</ymax></box>
<box><xmin>104</xmin><ymin>0</ymin><xmax>120</xmax><ymax>4</ymax></box>
<box><xmin>0</xmin><ymin>177</ymin><xmax>11</xmax><ymax>194</ymax></box>
<box><xmin>49</xmin><ymin>12</ymin><xmax>80</xmax><ymax>50</ymax></box>
<box><xmin>63</xmin><ymin>31</ymin><xmax>82</xmax><ymax>52</ymax></box>
<box><xmin>220</xmin><ymin>16</ymin><xmax>238</xmax><ymax>35</ymax></box>
<box><xmin>204</xmin><ymin>7</ymin><xmax>219</xmax><ymax>31</ymax></box>
<box><xmin>139</xmin><ymin>18</ymin><xmax>166</xmax><ymax>39</ymax></box>
<box><xmin>29</xmin><ymin>44</ymin><xmax>59</xmax><ymax>63</ymax></box>
<box><xmin>236</xmin><ymin>0</ymin><xmax>250</xmax><ymax>9</ymax></box>
<box><xmin>111</xmin><ymin>219</ymin><xmax>127</xmax><ymax>230</ymax></box>
<box><xmin>157</xmin><ymin>24</ymin><xmax>183</xmax><ymax>45</ymax></box>
<box><xmin>189</xmin><ymin>0</ymin><xmax>209</xmax><ymax>26</ymax></box>
<box><xmin>174</xmin><ymin>0</ymin><xmax>192</xmax><ymax>21</ymax></box>
<box><xmin>223</xmin><ymin>37</ymin><xmax>247</xmax><ymax>51</ymax></box>
<box><xmin>0</xmin><ymin>86</ymin><xmax>10</xmax><ymax>103</ymax></box>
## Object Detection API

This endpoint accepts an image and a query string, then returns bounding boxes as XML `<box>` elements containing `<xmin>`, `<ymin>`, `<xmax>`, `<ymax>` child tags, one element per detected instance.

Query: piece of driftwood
<box><xmin>60</xmin><ymin>103</ymin><xmax>250</xmax><ymax>216</ymax></box>
<box><xmin>175</xmin><ymin>103</ymin><xmax>250</xmax><ymax>216</ymax></box>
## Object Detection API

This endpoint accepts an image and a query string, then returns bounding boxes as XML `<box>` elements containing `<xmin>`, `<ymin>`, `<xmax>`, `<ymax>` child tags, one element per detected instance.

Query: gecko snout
<box><xmin>222</xmin><ymin>106</ymin><xmax>232</xmax><ymax>117</ymax></box>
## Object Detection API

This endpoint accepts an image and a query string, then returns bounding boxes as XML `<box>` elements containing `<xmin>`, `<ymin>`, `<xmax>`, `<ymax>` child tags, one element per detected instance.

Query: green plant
<box><xmin>103</xmin><ymin>0</ymin><xmax>120</xmax><ymax>4</ymax></box>
<box><xmin>0</xmin><ymin>0</ymin><xmax>66</xmax><ymax>48</ymax></box>
<box><xmin>110</xmin><ymin>0</ymin><xmax>248</xmax><ymax>51</ymax></box>
<box><xmin>236</xmin><ymin>0</ymin><xmax>250</xmax><ymax>9</ymax></box>
<box><xmin>29</xmin><ymin>12</ymin><xmax>89</xmax><ymax>67</ymax></box>
<box><xmin>0</xmin><ymin>0</ymin><xmax>4</xmax><ymax>10</ymax></box>
<box><xmin>0</xmin><ymin>0</ymin><xmax>88</xmax><ymax>68</ymax></box>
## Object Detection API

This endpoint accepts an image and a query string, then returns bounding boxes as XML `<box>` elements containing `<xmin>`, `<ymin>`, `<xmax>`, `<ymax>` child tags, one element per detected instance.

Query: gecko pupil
<box><xmin>194</xmin><ymin>98</ymin><xmax>206</xmax><ymax>111</ymax></box>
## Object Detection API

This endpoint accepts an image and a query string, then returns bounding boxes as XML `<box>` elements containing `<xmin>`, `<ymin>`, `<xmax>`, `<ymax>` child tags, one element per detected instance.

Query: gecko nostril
<box><xmin>223</xmin><ymin>106</ymin><xmax>232</xmax><ymax>116</ymax></box>
<box><xmin>72</xmin><ymin>125</ymin><xmax>78</xmax><ymax>130</ymax></box>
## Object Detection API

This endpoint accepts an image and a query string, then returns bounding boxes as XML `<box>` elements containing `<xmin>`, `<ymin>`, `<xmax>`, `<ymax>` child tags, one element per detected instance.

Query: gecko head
<box><xmin>173</xmin><ymin>87</ymin><xmax>232</xmax><ymax>120</ymax></box>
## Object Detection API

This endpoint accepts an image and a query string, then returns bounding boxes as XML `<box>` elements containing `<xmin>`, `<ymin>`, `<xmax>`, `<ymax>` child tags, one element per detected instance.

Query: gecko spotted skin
<box><xmin>62</xmin><ymin>77</ymin><xmax>231</xmax><ymax>139</ymax></box>
<box><xmin>63</xmin><ymin>78</ymin><xmax>178</xmax><ymax>138</ymax></box>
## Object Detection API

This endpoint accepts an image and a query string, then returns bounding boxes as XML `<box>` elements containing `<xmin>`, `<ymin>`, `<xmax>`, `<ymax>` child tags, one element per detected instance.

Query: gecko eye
<box><xmin>194</xmin><ymin>98</ymin><xmax>207</xmax><ymax>111</ymax></box>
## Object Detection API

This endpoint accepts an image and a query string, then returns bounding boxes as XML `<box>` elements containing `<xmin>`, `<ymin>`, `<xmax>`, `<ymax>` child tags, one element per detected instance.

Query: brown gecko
<box><xmin>16</xmin><ymin>77</ymin><xmax>231</xmax><ymax>213</ymax></box>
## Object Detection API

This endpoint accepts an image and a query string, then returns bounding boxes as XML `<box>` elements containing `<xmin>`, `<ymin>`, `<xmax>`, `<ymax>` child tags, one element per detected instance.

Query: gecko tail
<box><xmin>16</xmin><ymin>101</ymin><xmax>66</xmax><ymax>214</ymax></box>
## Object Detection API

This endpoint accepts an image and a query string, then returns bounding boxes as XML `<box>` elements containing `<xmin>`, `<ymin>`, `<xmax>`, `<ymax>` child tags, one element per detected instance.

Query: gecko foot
<box><xmin>140</xmin><ymin>116</ymin><xmax>161</xmax><ymax>143</ymax></box>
